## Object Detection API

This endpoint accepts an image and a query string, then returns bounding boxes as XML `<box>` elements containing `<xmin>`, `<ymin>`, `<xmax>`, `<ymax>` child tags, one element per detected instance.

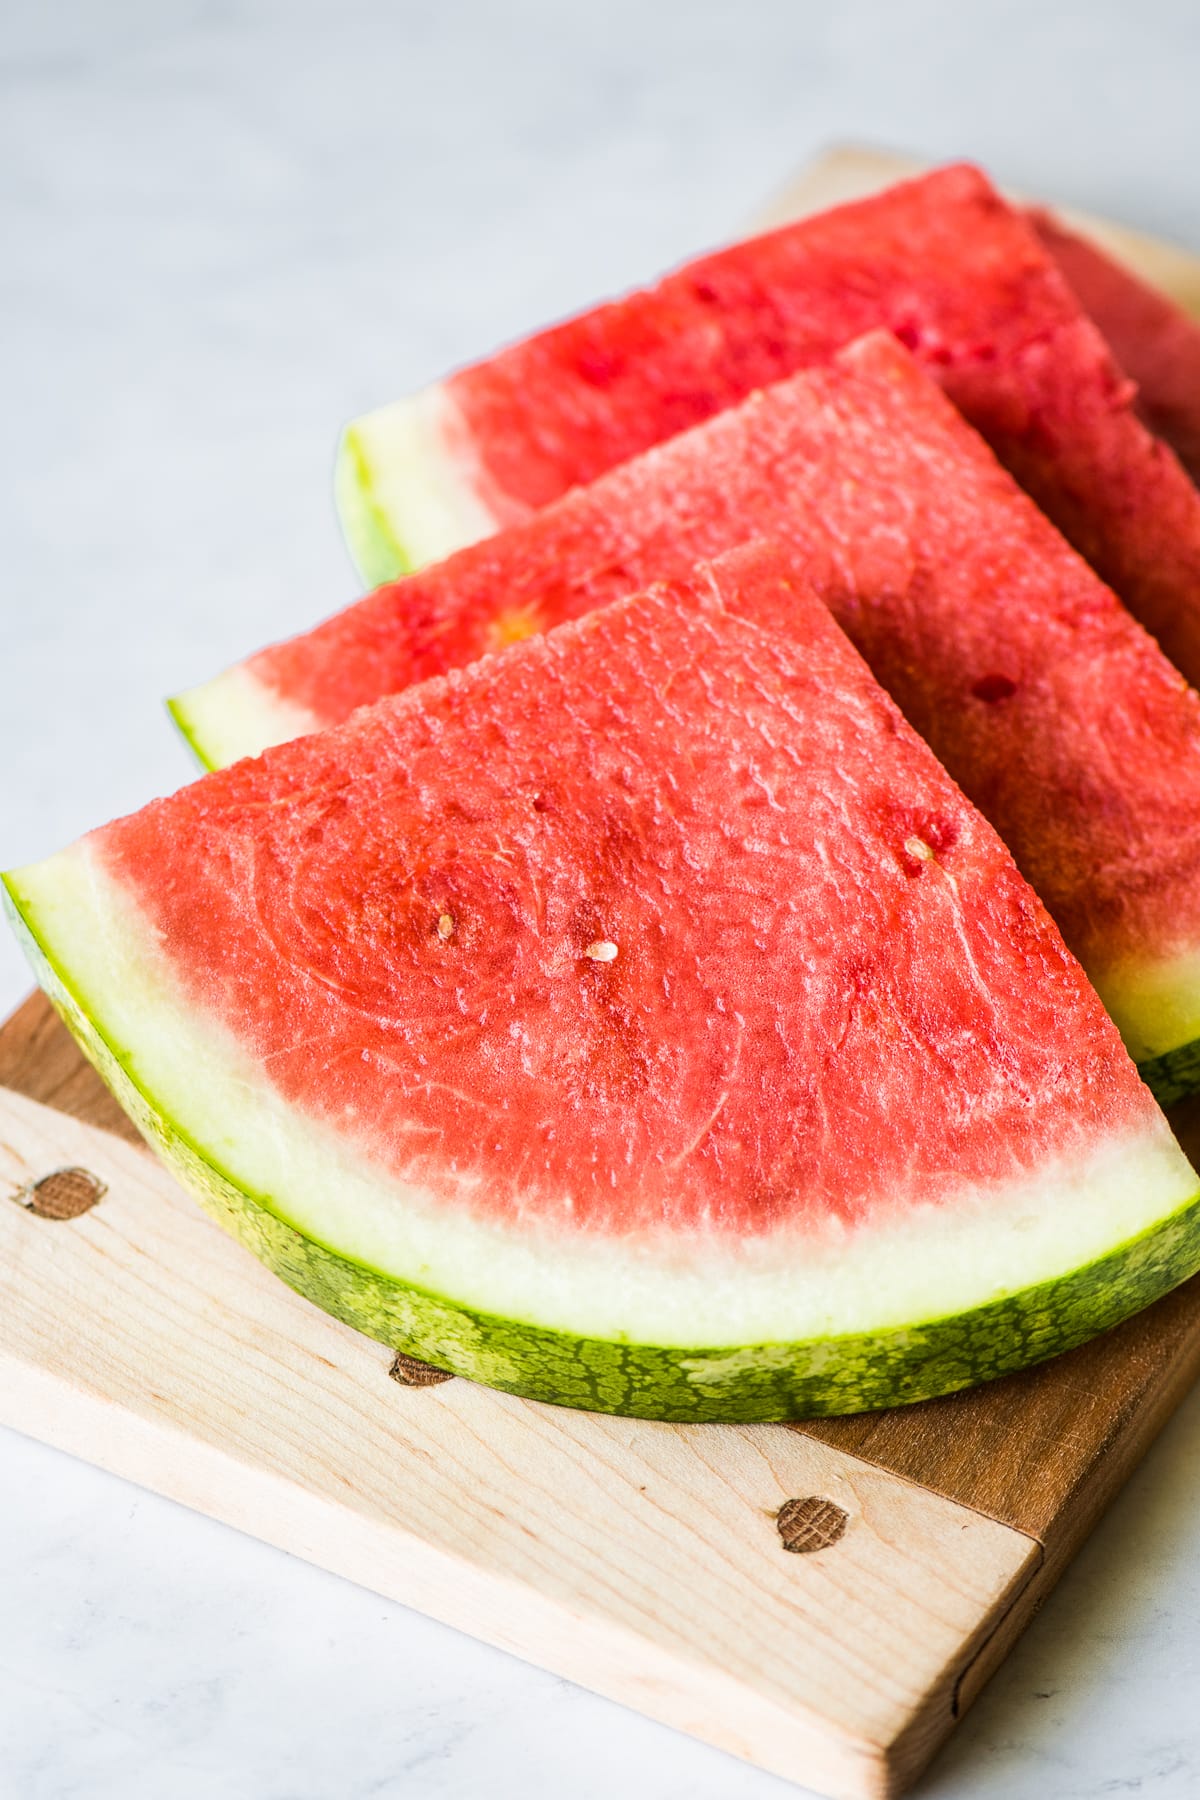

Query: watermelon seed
<box><xmin>904</xmin><ymin>836</ymin><xmax>935</xmax><ymax>863</ymax></box>
<box><xmin>437</xmin><ymin>912</ymin><xmax>455</xmax><ymax>941</ymax></box>
<box><xmin>776</xmin><ymin>1495</ymin><xmax>848</xmax><ymax>1554</ymax></box>
<box><xmin>584</xmin><ymin>940</ymin><xmax>619</xmax><ymax>962</ymax></box>
<box><xmin>972</xmin><ymin>673</ymin><xmax>1019</xmax><ymax>703</ymax></box>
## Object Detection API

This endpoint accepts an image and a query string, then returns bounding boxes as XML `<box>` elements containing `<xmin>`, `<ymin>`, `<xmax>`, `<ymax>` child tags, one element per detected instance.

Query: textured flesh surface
<box><xmin>1029</xmin><ymin>207</ymin><xmax>1200</xmax><ymax>485</ymax></box>
<box><xmin>78</xmin><ymin>550</ymin><xmax>1175</xmax><ymax>1231</ymax></box>
<box><xmin>7</xmin><ymin>544</ymin><xmax>1199</xmax><ymax>1417</ymax></box>
<box><xmin>339</xmin><ymin>163</ymin><xmax>1200</xmax><ymax>686</ymax></box>
<box><xmin>214</xmin><ymin>334</ymin><xmax>1200</xmax><ymax>1065</ymax></box>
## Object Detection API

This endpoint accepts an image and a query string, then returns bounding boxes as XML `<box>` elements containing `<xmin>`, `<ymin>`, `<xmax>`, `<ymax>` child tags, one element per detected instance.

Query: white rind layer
<box><xmin>7</xmin><ymin>840</ymin><xmax>1197</xmax><ymax>1349</ymax></box>
<box><xmin>169</xmin><ymin>665</ymin><xmax>322</xmax><ymax>771</ymax></box>
<box><xmin>336</xmin><ymin>384</ymin><xmax>505</xmax><ymax>584</ymax></box>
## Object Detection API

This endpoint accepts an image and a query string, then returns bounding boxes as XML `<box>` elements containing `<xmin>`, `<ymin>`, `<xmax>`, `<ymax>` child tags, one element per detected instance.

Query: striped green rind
<box><xmin>7</xmin><ymin>872</ymin><xmax>1200</xmax><ymax>1423</ymax></box>
<box><xmin>1141</xmin><ymin>1035</ymin><xmax>1200</xmax><ymax>1109</ymax></box>
<box><xmin>334</xmin><ymin>423</ymin><xmax>413</xmax><ymax>589</ymax></box>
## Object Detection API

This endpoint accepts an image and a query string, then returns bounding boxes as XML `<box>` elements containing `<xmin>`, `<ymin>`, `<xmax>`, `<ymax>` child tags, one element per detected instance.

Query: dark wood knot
<box><xmin>776</xmin><ymin>1495</ymin><xmax>848</xmax><ymax>1554</ymax></box>
<box><xmin>16</xmin><ymin>1166</ymin><xmax>106</xmax><ymax>1221</ymax></box>
<box><xmin>389</xmin><ymin>1350</ymin><xmax>454</xmax><ymax>1387</ymax></box>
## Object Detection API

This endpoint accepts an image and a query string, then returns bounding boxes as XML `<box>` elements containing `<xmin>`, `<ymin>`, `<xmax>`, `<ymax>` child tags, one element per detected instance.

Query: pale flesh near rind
<box><xmin>168</xmin><ymin>666</ymin><xmax>321</xmax><ymax>774</ymax></box>
<box><xmin>336</xmin><ymin>387</ymin><xmax>505</xmax><ymax>586</ymax></box>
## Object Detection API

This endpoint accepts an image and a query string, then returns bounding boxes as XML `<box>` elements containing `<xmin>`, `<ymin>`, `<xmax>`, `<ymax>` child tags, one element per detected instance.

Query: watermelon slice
<box><xmin>762</xmin><ymin>146</ymin><xmax>1200</xmax><ymax>484</ymax></box>
<box><xmin>334</xmin><ymin>163</ymin><xmax>1200</xmax><ymax>690</ymax></box>
<box><xmin>176</xmin><ymin>333</ymin><xmax>1200</xmax><ymax>1100</ymax></box>
<box><xmin>8</xmin><ymin>543</ymin><xmax>1200</xmax><ymax>1419</ymax></box>
<box><xmin>1027</xmin><ymin>207</ymin><xmax>1200</xmax><ymax>486</ymax></box>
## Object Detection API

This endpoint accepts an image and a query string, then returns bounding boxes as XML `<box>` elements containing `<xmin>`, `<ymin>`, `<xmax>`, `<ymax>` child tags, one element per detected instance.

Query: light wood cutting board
<box><xmin>6</xmin><ymin>150</ymin><xmax>1200</xmax><ymax>1800</ymax></box>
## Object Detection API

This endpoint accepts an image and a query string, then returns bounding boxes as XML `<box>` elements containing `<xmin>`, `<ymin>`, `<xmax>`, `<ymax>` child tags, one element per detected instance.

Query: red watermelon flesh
<box><xmin>1028</xmin><ymin>206</ymin><xmax>1200</xmax><ymax>486</ymax></box>
<box><xmin>185</xmin><ymin>332</ymin><xmax>1200</xmax><ymax>1076</ymax></box>
<box><xmin>10</xmin><ymin>542</ymin><xmax>1199</xmax><ymax>1418</ymax></box>
<box><xmin>339</xmin><ymin>162</ymin><xmax>1200</xmax><ymax>688</ymax></box>
<box><xmin>87</xmin><ymin>545</ymin><xmax>1155</xmax><ymax>1231</ymax></box>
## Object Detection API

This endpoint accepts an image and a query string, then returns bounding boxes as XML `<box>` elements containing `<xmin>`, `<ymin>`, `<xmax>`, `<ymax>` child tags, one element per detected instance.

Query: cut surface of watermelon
<box><xmin>11</xmin><ymin>545</ymin><xmax>1200</xmax><ymax>1419</ymax></box>
<box><xmin>1028</xmin><ymin>206</ymin><xmax>1200</xmax><ymax>487</ymax></box>
<box><xmin>179</xmin><ymin>333</ymin><xmax>1200</xmax><ymax>1092</ymax></box>
<box><xmin>335</xmin><ymin>163</ymin><xmax>1200</xmax><ymax>690</ymax></box>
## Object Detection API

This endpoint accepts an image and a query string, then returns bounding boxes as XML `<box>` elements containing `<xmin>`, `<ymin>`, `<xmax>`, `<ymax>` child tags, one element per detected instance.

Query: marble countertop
<box><xmin>4</xmin><ymin>2</ymin><xmax>1200</xmax><ymax>1794</ymax></box>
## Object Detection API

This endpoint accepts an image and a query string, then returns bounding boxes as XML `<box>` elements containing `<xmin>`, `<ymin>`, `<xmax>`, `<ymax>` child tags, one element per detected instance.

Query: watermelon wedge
<box><xmin>334</xmin><ymin>163</ymin><xmax>1200</xmax><ymax>689</ymax></box>
<box><xmin>9</xmin><ymin>544</ymin><xmax>1200</xmax><ymax>1419</ymax></box>
<box><xmin>1027</xmin><ymin>207</ymin><xmax>1200</xmax><ymax>486</ymax></box>
<box><xmin>176</xmin><ymin>332</ymin><xmax>1200</xmax><ymax>1100</ymax></box>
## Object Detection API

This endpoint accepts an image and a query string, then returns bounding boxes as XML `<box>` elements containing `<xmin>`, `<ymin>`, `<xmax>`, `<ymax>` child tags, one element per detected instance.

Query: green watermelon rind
<box><xmin>335</xmin><ymin>421</ymin><xmax>413</xmax><ymax>590</ymax></box>
<box><xmin>164</xmin><ymin>695</ymin><xmax>219</xmax><ymax>774</ymax></box>
<box><xmin>7</xmin><ymin>871</ymin><xmax>1200</xmax><ymax>1422</ymax></box>
<box><xmin>1140</xmin><ymin>1037</ymin><xmax>1200</xmax><ymax>1110</ymax></box>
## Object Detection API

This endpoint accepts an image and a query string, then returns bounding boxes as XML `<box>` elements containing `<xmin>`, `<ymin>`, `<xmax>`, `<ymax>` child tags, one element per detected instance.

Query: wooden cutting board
<box><xmin>7</xmin><ymin>151</ymin><xmax>1200</xmax><ymax>1800</ymax></box>
<box><xmin>6</xmin><ymin>1008</ymin><xmax>1200</xmax><ymax>1800</ymax></box>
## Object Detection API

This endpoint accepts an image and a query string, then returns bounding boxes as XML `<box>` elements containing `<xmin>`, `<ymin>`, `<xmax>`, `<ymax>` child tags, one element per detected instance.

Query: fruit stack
<box><xmin>10</xmin><ymin>163</ymin><xmax>1200</xmax><ymax>1420</ymax></box>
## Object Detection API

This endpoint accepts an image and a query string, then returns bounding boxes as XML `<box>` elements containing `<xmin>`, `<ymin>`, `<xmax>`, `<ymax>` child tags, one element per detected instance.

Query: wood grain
<box><xmin>803</xmin><ymin>1248</ymin><xmax>1200</xmax><ymax>1548</ymax></box>
<box><xmin>0</xmin><ymin>1064</ymin><xmax>1039</xmax><ymax>1800</ymax></box>
<box><xmin>0</xmin><ymin>988</ymin><xmax>136</xmax><ymax>1142</ymax></box>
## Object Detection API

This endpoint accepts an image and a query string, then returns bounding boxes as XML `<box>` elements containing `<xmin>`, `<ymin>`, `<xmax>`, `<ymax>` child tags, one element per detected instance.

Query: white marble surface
<box><xmin>4</xmin><ymin>1</ymin><xmax>1200</xmax><ymax>1794</ymax></box>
